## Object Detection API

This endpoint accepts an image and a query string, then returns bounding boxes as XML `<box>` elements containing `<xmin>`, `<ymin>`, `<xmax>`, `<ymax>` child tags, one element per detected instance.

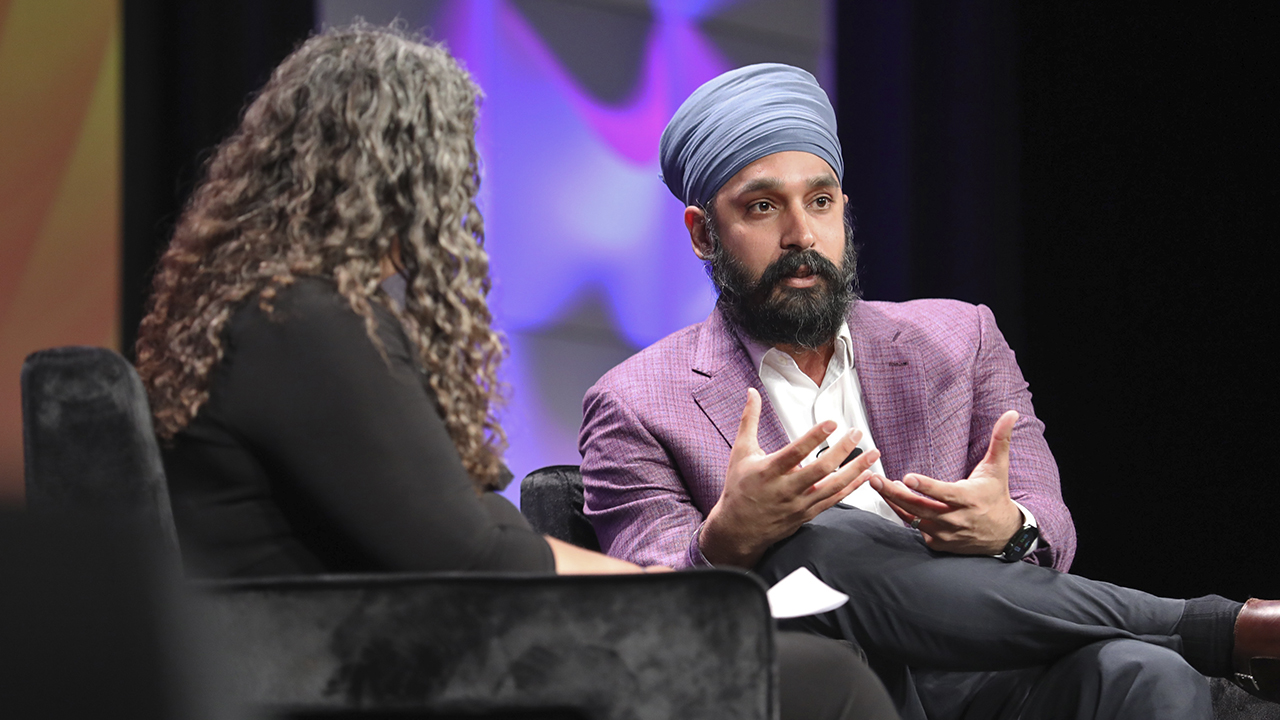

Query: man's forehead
<box><xmin>719</xmin><ymin>151</ymin><xmax>840</xmax><ymax>197</ymax></box>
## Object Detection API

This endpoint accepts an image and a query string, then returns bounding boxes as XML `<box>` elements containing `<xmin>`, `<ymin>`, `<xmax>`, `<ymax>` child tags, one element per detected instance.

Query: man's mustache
<box><xmin>752</xmin><ymin>249</ymin><xmax>844</xmax><ymax>297</ymax></box>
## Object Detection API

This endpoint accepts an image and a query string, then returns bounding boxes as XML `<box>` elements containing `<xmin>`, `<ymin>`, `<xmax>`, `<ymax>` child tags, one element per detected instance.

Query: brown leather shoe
<box><xmin>1233</xmin><ymin>598</ymin><xmax>1280</xmax><ymax>700</ymax></box>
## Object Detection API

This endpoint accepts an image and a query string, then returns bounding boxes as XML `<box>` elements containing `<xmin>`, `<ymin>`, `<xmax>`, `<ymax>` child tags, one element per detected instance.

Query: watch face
<box><xmin>1003</xmin><ymin>525</ymin><xmax>1039</xmax><ymax>561</ymax></box>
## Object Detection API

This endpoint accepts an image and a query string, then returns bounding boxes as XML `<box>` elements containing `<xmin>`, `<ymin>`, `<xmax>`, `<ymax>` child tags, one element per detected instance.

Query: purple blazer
<box><xmin>579</xmin><ymin>299</ymin><xmax>1075</xmax><ymax>572</ymax></box>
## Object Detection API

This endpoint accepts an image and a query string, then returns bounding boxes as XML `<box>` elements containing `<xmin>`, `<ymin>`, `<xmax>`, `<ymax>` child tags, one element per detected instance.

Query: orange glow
<box><xmin>0</xmin><ymin>0</ymin><xmax>120</xmax><ymax>499</ymax></box>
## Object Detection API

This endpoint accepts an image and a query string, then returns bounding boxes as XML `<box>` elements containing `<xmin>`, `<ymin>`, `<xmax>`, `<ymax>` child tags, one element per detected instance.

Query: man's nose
<box><xmin>779</xmin><ymin>203</ymin><xmax>817</xmax><ymax>250</ymax></box>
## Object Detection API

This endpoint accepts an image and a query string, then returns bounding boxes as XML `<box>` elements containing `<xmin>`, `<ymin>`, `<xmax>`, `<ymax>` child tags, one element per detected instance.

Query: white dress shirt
<box><xmin>739</xmin><ymin>323</ymin><xmax>901</xmax><ymax>524</ymax></box>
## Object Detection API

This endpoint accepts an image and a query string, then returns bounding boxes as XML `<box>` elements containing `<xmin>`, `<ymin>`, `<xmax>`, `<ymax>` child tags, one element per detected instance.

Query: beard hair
<box><xmin>704</xmin><ymin>211</ymin><xmax>860</xmax><ymax>350</ymax></box>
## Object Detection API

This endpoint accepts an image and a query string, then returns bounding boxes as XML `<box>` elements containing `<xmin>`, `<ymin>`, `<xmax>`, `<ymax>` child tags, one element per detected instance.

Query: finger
<box><xmin>889</xmin><ymin>500</ymin><xmax>964</xmax><ymax>539</ymax></box>
<box><xmin>979</xmin><ymin>410</ymin><xmax>1019</xmax><ymax>472</ymax></box>
<box><xmin>785</xmin><ymin>439</ymin><xmax>875</xmax><ymax>495</ymax></box>
<box><xmin>765</xmin><ymin>419</ymin><xmax>837</xmax><ymax>475</ymax></box>
<box><xmin>730</xmin><ymin>388</ymin><xmax>764</xmax><ymax>461</ymax></box>
<box><xmin>805</xmin><ymin>466</ymin><xmax>872</xmax><ymax>503</ymax></box>
<box><xmin>845</xmin><ymin>446</ymin><xmax>879</xmax><ymax>476</ymax></box>
<box><xmin>834</xmin><ymin>445</ymin><xmax>875</xmax><ymax>484</ymax></box>
<box><xmin>879</xmin><ymin>497</ymin><xmax>951</xmax><ymax>538</ymax></box>
<box><xmin>810</xmin><ymin>447</ymin><xmax>880</xmax><ymax>494</ymax></box>
<box><xmin>812</xmin><ymin>429</ymin><xmax>864</xmax><ymax>473</ymax></box>
<box><xmin>902</xmin><ymin>472</ymin><xmax>965</xmax><ymax>504</ymax></box>
<box><xmin>874</xmin><ymin>477</ymin><xmax>951</xmax><ymax>517</ymax></box>
<box><xmin>877</xmin><ymin>491</ymin><xmax>915</xmax><ymax>524</ymax></box>
<box><xmin>803</xmin><ymin>470</ymin><xmax>870</xmax><ymax>520</ymax></box>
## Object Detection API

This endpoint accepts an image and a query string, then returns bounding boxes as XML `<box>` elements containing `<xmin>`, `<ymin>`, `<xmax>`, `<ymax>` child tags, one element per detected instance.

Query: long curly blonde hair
<box><xmin>135</xmin><ymin>25</ymin><xmax>508</xmax><ymax>490</ymax></box>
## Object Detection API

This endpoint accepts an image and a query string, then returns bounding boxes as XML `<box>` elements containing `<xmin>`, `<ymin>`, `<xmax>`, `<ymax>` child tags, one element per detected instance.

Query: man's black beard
<box><xmin>706</xmin><ymin>218</ymin><xmax>860</xmax><ymax>350</ymax></box>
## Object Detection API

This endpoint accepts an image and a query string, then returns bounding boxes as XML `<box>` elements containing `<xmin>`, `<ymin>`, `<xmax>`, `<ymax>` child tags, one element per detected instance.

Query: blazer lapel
<box><xmin>690</xmin><ymin>310</ymin><xmax>790</xmax><ymax>454</ymax></box>
<box><xmin>849</xmin><ymin>304</ymin><xmax>934</xmax><ymax>481</ymax></box>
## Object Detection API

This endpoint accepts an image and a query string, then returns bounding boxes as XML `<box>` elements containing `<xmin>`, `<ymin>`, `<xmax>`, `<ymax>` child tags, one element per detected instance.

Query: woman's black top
<box><xmin>162</xmin><ymin>277</ymin><xmax>554</xmax><ymax>578</ymax></box>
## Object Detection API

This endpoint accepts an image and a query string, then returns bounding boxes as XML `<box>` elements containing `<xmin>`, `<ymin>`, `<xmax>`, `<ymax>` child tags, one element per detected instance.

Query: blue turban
<box><xmin>659</xmin><ymin>63</ymin><xmax>843</xmax><ymax>208</ymax></box>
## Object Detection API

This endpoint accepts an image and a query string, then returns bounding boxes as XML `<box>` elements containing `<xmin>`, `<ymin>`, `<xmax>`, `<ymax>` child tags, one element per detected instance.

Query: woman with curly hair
<box><xmin>137</xmin><ymin>25</ymin><xmax>899</xmax><ymax>720</ymax></box>
<box><xmin>136</xmin><ymin>24</ymin><xmax>633</xmax><ymax>577</ymax></box>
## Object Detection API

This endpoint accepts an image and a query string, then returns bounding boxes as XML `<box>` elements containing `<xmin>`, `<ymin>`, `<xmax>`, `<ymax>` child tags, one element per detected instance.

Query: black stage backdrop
<box><xmin>122</xmin><ymin>0</ymin><xmax>315</xmax><ymax>358</ymax></box>
<box><xmin>124</xmin><ymin>2</ymin><xmax>1278</xmax><ymax>600</ymax></box>
<box><xmin>837</xmin><ymin>1</ymin><xmax>1280</xmax><ymax>602</ymax></box>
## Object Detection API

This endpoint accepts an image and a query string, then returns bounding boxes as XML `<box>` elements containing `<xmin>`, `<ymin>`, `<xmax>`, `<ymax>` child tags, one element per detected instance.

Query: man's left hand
<box><xmin>870</xmin><ymin>410</ymin><xmax>1023</xmax><ymax>555</ymax></box>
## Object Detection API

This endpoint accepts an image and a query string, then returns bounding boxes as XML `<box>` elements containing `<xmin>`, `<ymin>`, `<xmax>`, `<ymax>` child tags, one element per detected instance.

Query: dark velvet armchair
<box><xmin>20</xmin><ymin>346</ymin><xmax>777</xmax><ymax>720</ymax></box>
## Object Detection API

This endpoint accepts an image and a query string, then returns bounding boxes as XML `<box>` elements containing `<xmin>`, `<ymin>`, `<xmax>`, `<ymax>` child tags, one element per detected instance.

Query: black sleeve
<box><xmin>218</xmin><ymin>281</ymin><xmax>554</xmax><ymax>573</ymax></box>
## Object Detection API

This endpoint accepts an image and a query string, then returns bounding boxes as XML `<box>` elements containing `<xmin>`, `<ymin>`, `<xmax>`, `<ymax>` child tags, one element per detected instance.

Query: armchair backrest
<box><xmin>20</xmin><ymin>346</ymin><xmax>179</xmax><ymax>553</ymax></box>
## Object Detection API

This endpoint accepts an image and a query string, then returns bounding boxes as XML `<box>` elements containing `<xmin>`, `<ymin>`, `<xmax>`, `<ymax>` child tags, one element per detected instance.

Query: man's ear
<box><xmin>685</xmin><ymin>206</ymin><xmax>714</xmax><ymax>260</ymax></box>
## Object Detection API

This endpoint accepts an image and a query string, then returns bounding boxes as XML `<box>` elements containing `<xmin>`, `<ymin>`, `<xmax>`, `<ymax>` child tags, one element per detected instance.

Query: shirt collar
<box><xmin>735</xmin><ymin>321</ymin><xmax>855</xmax><ymax>375</ymax></box>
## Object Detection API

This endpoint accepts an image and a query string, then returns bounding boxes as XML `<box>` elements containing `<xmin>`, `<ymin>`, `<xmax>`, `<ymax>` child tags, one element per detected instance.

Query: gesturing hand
<box><xmin>699</xmin><ymin>388</ymin><xmax>880</xmax><ymax>568</ymax></box>
<box><xmin>870</xmin><ymin>410</ymin><xmax>1023</xmax><ymax>555</ymax></box>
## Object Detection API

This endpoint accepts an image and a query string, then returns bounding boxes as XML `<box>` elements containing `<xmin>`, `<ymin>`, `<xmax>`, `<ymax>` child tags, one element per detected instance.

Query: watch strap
<box><xmin>999</xmin><ymin>523</ymin><xmax>1039</xmax><ymax>562</ymax></box>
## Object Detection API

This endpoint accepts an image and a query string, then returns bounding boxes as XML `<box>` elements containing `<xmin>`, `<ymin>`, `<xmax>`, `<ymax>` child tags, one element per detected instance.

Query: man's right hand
<box><xmin>698</xmin><ymin>388</ymin><xmax>879</xmax><ymax>568</ymax></box>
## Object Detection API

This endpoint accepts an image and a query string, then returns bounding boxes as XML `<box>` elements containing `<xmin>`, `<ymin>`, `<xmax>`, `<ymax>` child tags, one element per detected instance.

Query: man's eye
<box><xmin>813</xmin><ymin>196</ymin><xmax>831</xmax><ymax>208</ymax></box>
<box><xmin>751</xmin><ymin>201</ymin><xmax>772</xmax><ymax>213</ymax></box>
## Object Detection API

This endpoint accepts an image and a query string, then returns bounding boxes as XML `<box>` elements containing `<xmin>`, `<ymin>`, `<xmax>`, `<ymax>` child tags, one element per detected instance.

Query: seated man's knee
<box><xmin>1093</xmin><ymin>639</ymin><xmax>1203</xmax><ymax>682</ymax></box>
<box><xmin>1089</xmin><ymin>640</ymin><xmax>1211</xmax><ymax>716</ymax></box>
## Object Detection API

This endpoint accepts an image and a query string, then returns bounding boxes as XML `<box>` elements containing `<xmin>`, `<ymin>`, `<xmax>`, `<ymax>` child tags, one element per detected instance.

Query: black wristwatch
<box><xmin>998</xmin><ymin>521</ymin><xmax>1039</xmax><ymax>562</ymax></box>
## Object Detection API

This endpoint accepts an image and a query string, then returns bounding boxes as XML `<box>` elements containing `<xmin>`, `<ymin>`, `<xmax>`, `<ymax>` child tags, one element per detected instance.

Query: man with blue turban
<box><xmin>579</xmin><ymin>63</ymin><xmax>1280</xmax><ymax>719</ymax></box>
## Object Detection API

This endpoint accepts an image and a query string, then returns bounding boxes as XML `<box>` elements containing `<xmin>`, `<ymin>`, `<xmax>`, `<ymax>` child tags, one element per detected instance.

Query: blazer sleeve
<box><xmin>579</xmin><ymin>384</ymin><xmax>712</xmax><ymax>569</ymax></box>
<box><xmin>969</xmin><ymin>303</ymin><xmax>1076</xmax><ymax>571</ymax></box>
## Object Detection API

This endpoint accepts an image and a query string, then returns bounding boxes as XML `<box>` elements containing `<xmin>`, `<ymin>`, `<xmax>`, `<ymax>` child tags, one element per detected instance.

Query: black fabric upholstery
<box><xmin>0</xmin><ymin>509</ymin><xmax>186</xmax><ymax>720</ymax></box>
<box><xmin>199</xmin><ymin>571</ymin><xmax>773</xmax><ymax>720</ymax></box>
<box><xmin>21</xmin><ymin>346</ymin><xmax>179</xmax><ymax>551</ymax></box>
<box><xmin>521</xmin><ymin>465</ymin><xmax>601</xmax><ymax>551</ymax></box>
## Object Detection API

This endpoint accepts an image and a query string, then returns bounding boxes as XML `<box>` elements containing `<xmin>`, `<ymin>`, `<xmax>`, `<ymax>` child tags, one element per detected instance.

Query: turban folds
<box><xmin>659</xmin><ymin>63</ymin><xmax>843</xmax><ymax>209</ymax></box>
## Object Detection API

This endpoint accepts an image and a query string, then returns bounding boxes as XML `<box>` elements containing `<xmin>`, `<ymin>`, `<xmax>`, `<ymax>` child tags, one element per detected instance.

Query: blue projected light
<box><xmin>441</xmin><ymin>2</ymin><xmax>725</xmax><ymax>343</ymax></box>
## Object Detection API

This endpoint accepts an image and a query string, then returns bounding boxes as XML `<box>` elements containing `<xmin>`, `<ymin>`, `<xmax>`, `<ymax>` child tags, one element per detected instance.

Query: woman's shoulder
<box><xmin>242</xmin><ymin>276</ymin><xmax>356</xmax><ymax>319</ymax></box>
<box><xmin>226</xmin><ymin>276</ymin><xmax>410</xmax><ymax>361</ymax></box>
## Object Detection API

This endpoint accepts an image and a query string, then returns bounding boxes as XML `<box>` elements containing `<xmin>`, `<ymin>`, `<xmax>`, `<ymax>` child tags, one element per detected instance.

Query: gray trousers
<box><xmin>777</xmin><ymin>631</ymin><xmax>901</xmax><ymax>720</ymax></box>
<box><xmin>755</xmin><ymin>505</ymin><xmax>1214</xmax><ymax>720</ymax></box>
